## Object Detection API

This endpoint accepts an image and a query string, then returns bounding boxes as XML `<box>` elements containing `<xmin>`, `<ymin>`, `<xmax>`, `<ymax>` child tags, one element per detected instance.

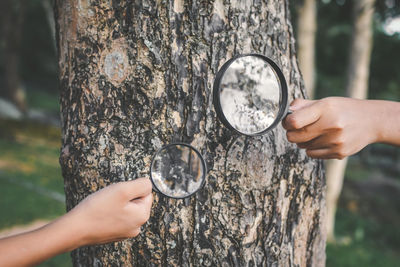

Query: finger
<box><xmin>286</xmin><ymin>118</ymin><xmax>335</xmax><ymax>144</ymax></box>
<box><xmin>131</xmin><ymin>190</ymin><xmax>153</xmax><ymax>206</ymax></box>
<box><xmin>129</xmin><ymin>228</ymin><xmax>141</xmax><ymax>238</ymax></box>
<box><xmin>286</xmin><ymin>125</ymin><xmax>321</xmax><ymax>144</ymax></box>
<box><xmin>289</xmin><ymin>98</ymin><xmax>314</xmax><ymax>111</ymax></box>
<box><xmin>306</xmin><ymin>148</ymin><xmax>338</xmax><ymax>159</ymax></box>
<box><xmin>283</xmin><ymin>99</ymin><xmax>313</xmax><ymax>130</ymax></box>
<box><xmin>283</xmin><ymin>105</ymin><xmax>322</xmax><ymax>131</ymax></box>
<box><xmin>118</xmin><ymin>178</ymin><xmax>153</xmax><ymax>201</ymax></box>
<box><xmin>297</xmin><ymin>133</ymin><xmax>338</xmax><ymax>150</ymax></box>
<box><xmin>130</xmin><ymin>193</ymin><xmax>153</xmax><ymax>222</ymax></box>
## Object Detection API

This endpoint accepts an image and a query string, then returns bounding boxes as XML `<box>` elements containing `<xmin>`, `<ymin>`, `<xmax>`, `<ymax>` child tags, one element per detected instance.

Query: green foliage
<box><xmin>19</xmin><ymin>0</ymin><xmax>58</xmax><ymax>92</ymax></box>
<box><xmin>291</xmin><ymin>0</ymin><xmax>400</xmax><ymax>100</ymax></box>
<box><xmin>370</xmin><ymin>30</ymin><xmax>400</xmax><ymax>100</ymax></box>
<box><xmin>26</xmin><ymin>86</ymin><xmax>60</xmax><ymax>113</ymax></box>
<box><xmin>315</xmin><ymin>0</ymin><xmax>353</xmax><ymax>98</ymax></box>
<box><xmin>326</xmin><ymin>208</ymin><xmax>400</xmax><ymax>267</ymax></box>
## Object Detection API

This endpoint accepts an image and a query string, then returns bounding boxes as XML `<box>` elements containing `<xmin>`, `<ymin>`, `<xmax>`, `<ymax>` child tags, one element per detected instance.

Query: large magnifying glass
<box><xmin>150</xmin><ymin>143</ymin><xmax>207</xmax><ymax>199</ymax></box>
<box><xmin>213</xmin><ymin>54</ymin><xmax>290</xmax><ymax>136</ymax></box>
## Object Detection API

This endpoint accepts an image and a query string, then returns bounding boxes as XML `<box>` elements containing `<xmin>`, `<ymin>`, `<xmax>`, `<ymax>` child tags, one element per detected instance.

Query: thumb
<box><xmin>117</xmin><ymin>178</ymin><xmax>153</xmax><ymax>201</ymax></box>
<box><xmin>283</xmin><ymin>99</ymin><xmax>322</xmax><ymax>130</ymax></box>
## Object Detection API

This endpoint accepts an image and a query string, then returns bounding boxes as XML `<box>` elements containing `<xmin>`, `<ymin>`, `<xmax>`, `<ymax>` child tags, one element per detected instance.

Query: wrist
<box><xmin>368</xmin><ymin>100</ymin><xmax>400</xmax><ymax>145</ymax></box>
<box><xmin>46</xmin><ymin>210</ymin><xmax>88</xmax><ymax>251</ymax></box>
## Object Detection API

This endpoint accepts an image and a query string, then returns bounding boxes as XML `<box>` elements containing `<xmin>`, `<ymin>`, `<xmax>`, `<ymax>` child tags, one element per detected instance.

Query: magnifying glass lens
<box><xmin>150</xmin><ymin>144</ymin><xmax>206</xmax><ymax>199</ymax></box>
<box><xmin>213</xmin><ymin>54</ymin><xmax>288</xmax><ymax>136</ymax></box>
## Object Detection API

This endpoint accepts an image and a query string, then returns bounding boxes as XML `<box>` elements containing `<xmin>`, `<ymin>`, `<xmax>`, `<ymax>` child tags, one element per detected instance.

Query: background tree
<box><xmin>325</xmin><ymin>0</ymin><xmax>375</xmax><ymax>242</ymax></box>
<box><xmin>55</xmin><ymin>0</ymin><xmax>326</xmax><ymax>266</ymax></box>
<box><xmin>0</xmin><ymin>0</ymin><xmax>27</xmax><ymax>112</ymax></box>
<box><xmin>296</xmin><ymin>0</ymin><xmax>317</xmax><ymax>99</ymax></box>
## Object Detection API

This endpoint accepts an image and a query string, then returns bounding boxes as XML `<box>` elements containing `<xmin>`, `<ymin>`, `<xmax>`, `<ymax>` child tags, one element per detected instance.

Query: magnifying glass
<box><xmin>150</xmin><ymin>143</ymin><xmax>207</xmax><ymax>199</ymax></box>
<box><xmin>213</xmin><ymin>54</ymin><xmax>290</xmax><ymax>136</ymax></box>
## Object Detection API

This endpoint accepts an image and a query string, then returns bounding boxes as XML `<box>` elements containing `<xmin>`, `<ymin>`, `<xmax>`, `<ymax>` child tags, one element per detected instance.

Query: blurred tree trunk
<box><xmin>41</xmin><ymin>0</ymin><xmax>57</xmax><ymax>53</ymax></box>
<box><xmin>296</xmin><ymin>0</ymin><xmax>317</xmax><ymax>99</ymax></box>
<box><xmin>0</xmin><ymin>0</ymin><xmax>27</xmax><ymax>112</ymax></box>
<box><xmin>326</xmin><ymin>0</ymin><xmax>375</xmax><ymax>243</ymax></box>
<box><xmin>55</xmin><ymin>0</ymin><xmax>326</xmax><ymax>266</ymax></box>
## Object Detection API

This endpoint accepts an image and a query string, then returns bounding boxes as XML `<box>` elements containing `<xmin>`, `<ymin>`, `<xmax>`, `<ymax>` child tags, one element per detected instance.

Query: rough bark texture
<box><xmin>55</xmin><ymin>0</ymin><xmax>326</xmax><ymax>266</ymax></box>
<box><xmin>326</xmin><ymin>0</ymin><xmax>375</xmax><ymax>242</ymax></box>
<box><xmin>296</xmin><ymin>0</ymin><xmax>317</xmax><ymax>99</ymax></box>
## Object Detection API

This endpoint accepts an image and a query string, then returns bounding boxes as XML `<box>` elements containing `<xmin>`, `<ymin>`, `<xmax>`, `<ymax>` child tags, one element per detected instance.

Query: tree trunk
<box><xmin>296</xmin><ymin>0</ymin><xmax>317</xmax><ymax>99</ymax></box>
<box><xmin>326</xmin><ymin>0</ymin><xmax>375</xmax><ymax>242</ymax></box>
<box><xmin>55</xmin><ymin>1</ymin><xmax>326</xmax><ymax>266</ymax></box>
<box><xmin>41</xmin><ymin>0</ymin><xmax>57</xmax><ymax>53</ymax></box>
<box><xmin>0</xmin><ymin>0</ymin><xmax>27</xmax><ymax>112</ymax></box>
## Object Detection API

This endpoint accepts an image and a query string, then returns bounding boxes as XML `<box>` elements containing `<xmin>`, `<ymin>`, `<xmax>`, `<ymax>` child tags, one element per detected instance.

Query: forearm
<box><xmin>370</xmin><ymin>100</ymin><xmax>400</xmax><ymax>146</ymax></box>
<box><xmin>0</xmin><ymin>214</ymin><xmax>83</xmax><ymax>267</ymax></box>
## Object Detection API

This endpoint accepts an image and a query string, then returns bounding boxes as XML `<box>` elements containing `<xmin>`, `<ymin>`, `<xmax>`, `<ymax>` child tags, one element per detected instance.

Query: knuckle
<box><xmin>322</xmin><ymin>97</ymin><xmax>335</xmax><ymax>110</ymax></box>
<box><xmin>286</xmin><ymin>131</ymin><xmax>295</xmax><ymax>142</ymax></box>
<box><xmin>306</xmin><ymin>149</ymin><xmax>314</xmax><ymax>158</ymax></box>
<box><xmin>333</xmin><ymin>139</ymin><xmax>344</xmax><ymax>147</ymax></box>
<box><xmin>130</xmin><ymin>228</ymin><xmax>140</xmax><ymax>238</ymax></box>
<box><xmin>320</xmin><ymin>98</ymin><xmax>337</xmax><ymax>116</ymax></box>
<box><xmin>332</xmin><ymin>119</ymin><xmax>345</xmax><ymax>130</ymax></box>
<box><xmin>337</xmin><ymin>154</ymin><xmax>345</xmax><ymax>160</ymax></box>
<box><xmin>333</xmin><ymin>136</ymin><xmax>345</xmax><ymax>147</ymax></box>
<box><xmin>287</xmin><ymin>116</ymin><xmax>300</xmax><ymax>130</ymax></box>
<box><xmin>297</xmin><ymin>142</ymin><xmax>307</xmax><ymax>149</ymax></box>
<box><xmin>335</xmin><ymin>150</ymin><xmax>347</xmax><ymax>160</ymax></box>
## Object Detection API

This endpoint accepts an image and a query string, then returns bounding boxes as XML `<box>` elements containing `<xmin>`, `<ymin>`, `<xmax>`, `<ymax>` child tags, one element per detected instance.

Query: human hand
<box><xmin>0</xmin><ymin>178</ymin><xmax>153</xmax><ymax>266</ymax></box>
<box><xmin>66</xmin><ymin>178</ymin><xmax>153</xmax><ymax>246</ymax></box>
<box><xmin>282</xmin><ymin>97</ymin><xmax>380</xmax><ymax>159</ymax></box>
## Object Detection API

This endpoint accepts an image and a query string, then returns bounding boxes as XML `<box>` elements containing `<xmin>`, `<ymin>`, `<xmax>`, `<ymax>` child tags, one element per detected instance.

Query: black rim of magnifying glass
<box><xmin>150</xmin><ymin>142</ymin><xmax>207</xmax><ymax>199</ymax></box>
<box><xmin>213</xmin><ymin>53</ymin><xmax>289</xmax><ymax>136</ymax></box>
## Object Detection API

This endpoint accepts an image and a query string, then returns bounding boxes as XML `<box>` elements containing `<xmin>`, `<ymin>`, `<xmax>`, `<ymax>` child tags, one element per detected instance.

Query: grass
<box><xmin>0</xmin><ymin>178</ymin><xmax>64</xmax><ymax>228</ymax></box>
<box><xmin>326</xmin><ymin>208</ymin><xmax>400</xmax><ymax>267</ymax></box>
<box><xmin>0</xmin><ymin>117</ymin><xmax>71</xmax><ymax>266</ymax></box>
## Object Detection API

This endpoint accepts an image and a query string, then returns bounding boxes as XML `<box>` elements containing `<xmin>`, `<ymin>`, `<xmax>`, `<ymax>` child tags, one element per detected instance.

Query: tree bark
<box><xmin>326</xmin><ymin>0</ymin><xmax>375</xmax><ymax>243</ymax></box>
<box><xmin>55</xmin><ymin>0</ymin><xmax>326</xmax><ymax>266</ymax></box>
<box><xmin>296</xmin><ymin>0</ymin><xmax>317</xmax><ymax>99</ymax></box>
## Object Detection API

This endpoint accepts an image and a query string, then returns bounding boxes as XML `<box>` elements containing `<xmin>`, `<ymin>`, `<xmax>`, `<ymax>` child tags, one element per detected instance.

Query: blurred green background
<box><xmin>0</xmin><ymin>0</ymin><xmax>399</xmax><ymax>266</ymax></box>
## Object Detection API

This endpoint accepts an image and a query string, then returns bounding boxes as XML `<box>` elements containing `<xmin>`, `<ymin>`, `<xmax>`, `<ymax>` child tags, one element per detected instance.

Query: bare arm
<box><xmin>0</xmin><ymin>178</ymin><xmax>153</xmax><ymax>267</ymax></box>
<box><xmin>282</xmin><ymin>97</ymin><xmax>400</xmax><ymax>159</ymax></box>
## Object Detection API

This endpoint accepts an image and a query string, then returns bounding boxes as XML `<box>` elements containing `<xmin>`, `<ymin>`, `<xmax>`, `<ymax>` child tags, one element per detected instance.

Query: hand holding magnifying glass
<box><xmin>283</xmin><ymin>97</ymin><xmax>400</xmax><ymax>159</ymax></box>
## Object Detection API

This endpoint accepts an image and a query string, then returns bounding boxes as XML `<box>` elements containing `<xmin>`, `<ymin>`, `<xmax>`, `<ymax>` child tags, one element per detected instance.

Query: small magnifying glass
<box><xmin>150</xmin><ymin>143</ymin><xmax>207</xmax><ymax>199</ymax></box>
<box><xmin>213</xmin><ymin>54</ymin><xmax>290</xmax><ymax>136</ymax></box>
